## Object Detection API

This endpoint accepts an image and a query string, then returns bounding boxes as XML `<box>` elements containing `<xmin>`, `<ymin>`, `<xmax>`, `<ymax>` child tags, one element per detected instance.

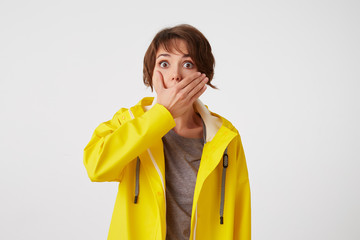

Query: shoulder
<box><xmin>208</xmin><ymin>107</ymin><xmax>239</xmax><ymax>133</ymax></box>
<box><xmin>111</xmin><ymin>96</ymin><xmax>165</xmax><ymax>123</ymax></box>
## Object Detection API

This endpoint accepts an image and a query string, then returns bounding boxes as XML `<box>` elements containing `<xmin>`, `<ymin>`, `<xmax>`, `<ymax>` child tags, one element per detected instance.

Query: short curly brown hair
<box><xmin>143</xmin><ymin>24</ymin><xmax>217</xmax><ymax>92</ymax></box>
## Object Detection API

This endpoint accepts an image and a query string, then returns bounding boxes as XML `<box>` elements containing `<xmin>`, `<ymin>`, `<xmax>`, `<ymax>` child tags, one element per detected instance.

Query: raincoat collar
<box><xmin>135</xmin><ymin>96</ymin><xmax>238</xmax><ymax>143</ymax></box>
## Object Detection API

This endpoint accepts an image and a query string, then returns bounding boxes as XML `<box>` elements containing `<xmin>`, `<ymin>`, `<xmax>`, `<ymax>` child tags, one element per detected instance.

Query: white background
<box><xmin>1</xmin><ymin>0</ymin><xmax>359</xmax><ymax>239</ymax></box>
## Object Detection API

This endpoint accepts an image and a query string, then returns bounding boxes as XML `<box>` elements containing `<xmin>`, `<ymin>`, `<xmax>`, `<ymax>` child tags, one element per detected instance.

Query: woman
<box><xmin>83</xmin><ymin>24</ymin><xmax>251</xmax><ymax>240</ymax></box>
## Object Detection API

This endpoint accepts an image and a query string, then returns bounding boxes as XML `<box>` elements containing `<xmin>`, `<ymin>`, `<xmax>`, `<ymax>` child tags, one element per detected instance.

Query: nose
<box><xmin>171</xmin><ymin>68</ymin><xmax>182</xmax><ymax>81</ymax></box>
<box><xmin>172</xmin><ymin>75</ymin><xmax>181</xmax><ymax>81</ymax></box>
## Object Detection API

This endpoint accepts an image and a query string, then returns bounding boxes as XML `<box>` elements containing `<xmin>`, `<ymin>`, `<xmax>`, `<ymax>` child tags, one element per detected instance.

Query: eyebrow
<box><xmin>156</xmin><ymin>53</ymin><xmax>191</xmax><ymax>59</ymax></box>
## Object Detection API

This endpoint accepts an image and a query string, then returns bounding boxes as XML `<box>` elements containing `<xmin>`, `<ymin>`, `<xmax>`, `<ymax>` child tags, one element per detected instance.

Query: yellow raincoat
<box><xmin>83</xmin><ymin>96</ymin><xmax>251</xmax><ymax>239</ymax></box>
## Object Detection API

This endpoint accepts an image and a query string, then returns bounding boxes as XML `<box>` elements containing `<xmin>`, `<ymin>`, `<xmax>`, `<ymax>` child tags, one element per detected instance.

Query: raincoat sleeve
<box><xmin>234</xmin><ymin>134</ymin><xmax>251</xmax><ymax>240</ymax></box>
<box><xmin>83</xmin><ymin>103</ymin><xmax>176</xmax><ymax>182</ymax></box>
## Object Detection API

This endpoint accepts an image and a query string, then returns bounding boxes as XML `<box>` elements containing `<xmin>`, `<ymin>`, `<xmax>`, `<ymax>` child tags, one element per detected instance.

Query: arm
<box><xmin>233</xmin><ymin>134</ymin><xmax>251</xmax><ymax>239</ymax></box>
<box><xmin>83</xmin><ymin>103</ymin><xmax>176</xmax><ymax>182</ymax></box>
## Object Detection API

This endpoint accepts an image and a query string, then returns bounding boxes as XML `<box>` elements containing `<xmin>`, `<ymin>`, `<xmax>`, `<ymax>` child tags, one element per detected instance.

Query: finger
<box><xmin>184</xmin><ymin>75</ymin><xmax>208</xmax><ymax>95</ymax></box>
<box><xmin>153</xmin><ymin>71</ymin><xmax>165</xmax><ymax>93</ymax></box>
<box><xmin>187</xmin><ymin>77</ymin><xmax>208</xmax><ymax>100</ymax></box>
<box><xmin>189</xmin><ymin>84</ymin><xmax>207</xmax><ymax>103</ymax></box>
<box><xmin>176</xmin><ymin>72</ymin><xmax>204</xmax><ymax>89</ymax></box>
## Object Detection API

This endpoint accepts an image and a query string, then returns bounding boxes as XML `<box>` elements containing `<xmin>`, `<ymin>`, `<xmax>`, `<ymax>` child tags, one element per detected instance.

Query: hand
<box><xmin>153</xmin><ymin>71</ymin><xmax>209</xmax><ymax>119</ymax></box>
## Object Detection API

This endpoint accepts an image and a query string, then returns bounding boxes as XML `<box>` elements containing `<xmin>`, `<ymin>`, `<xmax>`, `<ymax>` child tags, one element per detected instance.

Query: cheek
<box><xmin>182</xmin><ymin>69</ymin><xmax>197</xmax><ymax>78</ymax></box>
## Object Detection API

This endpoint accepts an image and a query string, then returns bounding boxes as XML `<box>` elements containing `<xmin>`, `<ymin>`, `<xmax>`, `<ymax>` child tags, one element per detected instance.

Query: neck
<box><xmin>173</xmin><ymin>104</ymin><xmax>202</xmax><ymax>131</ymax></box>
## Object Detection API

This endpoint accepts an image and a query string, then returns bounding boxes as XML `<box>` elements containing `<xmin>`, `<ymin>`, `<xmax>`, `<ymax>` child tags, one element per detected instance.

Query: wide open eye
<box><xmin>159</xmin><ymin>61</ymin><xmax>169</xmax><ymax>68</ymax></box>
<box><xmin>183</xmin><ymin>61</ymin><xmax>194</xmax><ymax>69</ymax></box>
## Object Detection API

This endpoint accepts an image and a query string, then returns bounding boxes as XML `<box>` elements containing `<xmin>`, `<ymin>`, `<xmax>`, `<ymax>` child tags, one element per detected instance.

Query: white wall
<box><xmin>0</xmin><ymin>0</ymin><xmax>359</xmax><ymax>239</ymax></box>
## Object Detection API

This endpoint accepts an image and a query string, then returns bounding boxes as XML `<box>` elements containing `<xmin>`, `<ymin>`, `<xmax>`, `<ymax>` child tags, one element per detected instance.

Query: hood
<box><xmin>142</xmin><ymin>96</ymin><xmax>225</xmax><ymax>143</ymax></box>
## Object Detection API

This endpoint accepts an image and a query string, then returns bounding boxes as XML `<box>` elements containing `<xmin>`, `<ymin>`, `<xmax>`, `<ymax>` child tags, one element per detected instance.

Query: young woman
<box><xmin>83</xmin><ymin>24</ymin><xmax>251</xmax><ymax>240</ymax></box>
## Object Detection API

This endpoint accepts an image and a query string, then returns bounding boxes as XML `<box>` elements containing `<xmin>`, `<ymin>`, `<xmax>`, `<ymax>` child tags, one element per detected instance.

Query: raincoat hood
<box><xmin>143</xmin><ymin>96</ymin><xmax>226</xmax><ymax>142</ymax></box>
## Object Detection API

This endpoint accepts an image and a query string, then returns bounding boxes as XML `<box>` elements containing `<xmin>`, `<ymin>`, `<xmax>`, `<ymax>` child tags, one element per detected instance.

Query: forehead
<box><xmin>156</xmin><ymin>38</ymin><xmax>189</xmax><ymax>55</ymax></box>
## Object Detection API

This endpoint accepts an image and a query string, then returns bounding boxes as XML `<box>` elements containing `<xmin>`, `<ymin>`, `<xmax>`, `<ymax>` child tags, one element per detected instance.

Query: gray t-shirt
<box><xmin>162</xmin><ymin>128</ymin><xmax>204</xmax><ymax>240</ymax></box>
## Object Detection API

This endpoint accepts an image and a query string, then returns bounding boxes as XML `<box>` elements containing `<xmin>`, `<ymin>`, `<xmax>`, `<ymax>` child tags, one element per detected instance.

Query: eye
<box><xmin>159</xmin><ymin>61</ymin><xmax>169</xmax><ymax>68</ymax></box>
<box><xmin>183</xmin><ymin>61</ymin><xmax>194</xmax><ymax>69</ymax></box>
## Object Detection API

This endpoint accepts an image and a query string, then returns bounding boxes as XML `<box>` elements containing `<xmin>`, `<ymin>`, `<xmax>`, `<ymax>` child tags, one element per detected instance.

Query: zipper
<box><xmin>147</xmin><ymin>148</ymin><xmax>167</xmax><ymax>239</ymax></box>
<box><xmin>193</xmin><ymin>205</ymin><xmax>198</xmax><ymax>240</ymax></box>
